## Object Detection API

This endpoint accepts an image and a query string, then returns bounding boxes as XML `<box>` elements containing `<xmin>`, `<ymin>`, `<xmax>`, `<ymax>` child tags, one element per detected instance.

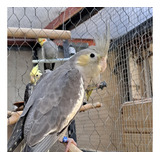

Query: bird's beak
<box><xmin>38</xmin><ymin>38</ymin><xmax>47</xmax><ymax>46</ymax></box>
<box><xmin>38</xmin><ymin>73</ymin><xmax>42</xmax><ymax>77</ymax></box>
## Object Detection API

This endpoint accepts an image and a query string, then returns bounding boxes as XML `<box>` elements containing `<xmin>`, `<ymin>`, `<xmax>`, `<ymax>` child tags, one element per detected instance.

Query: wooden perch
<box><xmin>13</xmin><ymin>101</ymin><xmax>24</xmax><ymax>111</ymax></box>
<box><xmin>63</xmin><ymin>143</ymin><xmax>82</xmax><ymax>152</ymax></box>
<box><xmin>59</xmin><ymin>135</ymin><xmax>82</xmax><ymax>152</ymax></box>
<box><xmin>7</xmin><ymin>102</ymin><xmax>102</xmax><ymax>125</ymax></box>
<box><xmin>8</xmin><ymin>27</ymin><xmax>71</xmax><ymax>39</ymax></box>
<box><xmin>68</xmin><ymin>143</ymin><xmax>82</xmax><ymax>152</ymax></box>
<box><xmin>79</xmin><ymin>102</ymin><xmax>102</xmax><ymax>112</ymax></box>
<box><xmin>7</xmin><ymin>111</ymin><xmax>23</xmax><ymax>126</ymax></box>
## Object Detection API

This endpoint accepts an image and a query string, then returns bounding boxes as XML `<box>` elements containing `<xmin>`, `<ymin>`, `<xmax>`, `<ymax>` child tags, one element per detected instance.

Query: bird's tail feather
<box><xmin>7</xmin><ymin>117</ymin><xmax>25</xmax><ymax>152</ymax></box>
<box><xmin>22</xmin><ymin>133</ymin><xmax>59</xmax><ymax>152</ymax></box>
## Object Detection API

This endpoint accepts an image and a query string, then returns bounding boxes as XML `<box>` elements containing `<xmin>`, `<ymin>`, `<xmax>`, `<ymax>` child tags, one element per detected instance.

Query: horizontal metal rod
<box><xmin>32</xmin><ymin>58</ymin><xmax>70</xmax><ymax>63</ymax></box>
<box><xmin>8</xmin><ymin>27</ymin><xmax>71</xmax><ymax>39</ymax></box>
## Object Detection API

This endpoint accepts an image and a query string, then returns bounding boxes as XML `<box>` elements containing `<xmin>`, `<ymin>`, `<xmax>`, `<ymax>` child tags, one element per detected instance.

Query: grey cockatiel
<box><xmin>8</xmin><ymin>28</ymin><xmax>110</xmax><ymax>152</ymax></box>
<box><xmin>38</xmin><ymin>38</ymin><xmax>58</xmax><ymax>70</ymax></box>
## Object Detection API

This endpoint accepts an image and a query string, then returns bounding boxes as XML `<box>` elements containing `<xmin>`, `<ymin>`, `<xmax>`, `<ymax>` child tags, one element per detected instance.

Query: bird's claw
<box><xmin>65</xmin><ymin>138</ymin><xmax>77</xmax><ymax>152</ymax></box>
<box><xmin>98</xmin><ymin>81</ymin><xmax>107</xmax><ymax>90</ymax></box>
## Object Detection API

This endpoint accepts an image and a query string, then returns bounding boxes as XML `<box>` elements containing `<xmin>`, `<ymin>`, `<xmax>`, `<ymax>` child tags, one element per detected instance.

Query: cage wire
<box><xmin>7</xmin><ymin>7</ymin><xmax>153</xmax><ymax>152</ymax></box>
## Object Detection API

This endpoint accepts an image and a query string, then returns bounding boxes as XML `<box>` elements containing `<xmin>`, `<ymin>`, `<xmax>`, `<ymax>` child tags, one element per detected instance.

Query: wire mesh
<box><xmin>7</xmin><ymin>7</ymin><xmax>153</xmax><ymax>152</ymax></box>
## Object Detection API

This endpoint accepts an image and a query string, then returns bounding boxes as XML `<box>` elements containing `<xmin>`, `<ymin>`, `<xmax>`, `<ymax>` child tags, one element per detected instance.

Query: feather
<box><xmin>24</xmin><ymin>83</ymin><xmax>33</xmax><ymax>106</ymax></box>
<box><xmin>8</xmin><ymin>117</ymin><xmax>25</xmax><ymax>152</ymax></box>
<box><xmin>90</xmin><ymin>23</ymin><xmax>110</xmax><ymax>58</ymax></box>
<box><xmin>22</xmin><ymin>133</ymin><xmax>59</xmax><ymax>152</ymax></box>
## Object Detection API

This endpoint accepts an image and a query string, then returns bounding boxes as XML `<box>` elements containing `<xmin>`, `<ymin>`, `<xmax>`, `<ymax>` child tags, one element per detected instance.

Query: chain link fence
<box><xmin>7</xmin><ymin>7</ymin><xmax>153</xmax><ymax>152</ymax></box>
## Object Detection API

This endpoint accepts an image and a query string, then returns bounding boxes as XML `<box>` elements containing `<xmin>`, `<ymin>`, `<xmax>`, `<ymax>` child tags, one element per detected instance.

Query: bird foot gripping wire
<box><xmin>98</xmin><ymin>81</ymin><xmax>107</xmax><ymax>90</ymax></box>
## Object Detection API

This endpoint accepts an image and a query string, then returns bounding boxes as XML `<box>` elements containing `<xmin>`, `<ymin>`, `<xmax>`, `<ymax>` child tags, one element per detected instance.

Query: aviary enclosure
<box><xmin>7</xmin><ymin>7</ymin><xmax>153</xmax><ymax>152</ymax></box>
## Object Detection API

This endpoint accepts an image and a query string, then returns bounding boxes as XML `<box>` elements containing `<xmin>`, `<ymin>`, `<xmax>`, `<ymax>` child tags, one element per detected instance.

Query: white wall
<box><xmin>8</xmin><ymin>47</ymin><xmax>33</xmax><ymax>110</ymax></box>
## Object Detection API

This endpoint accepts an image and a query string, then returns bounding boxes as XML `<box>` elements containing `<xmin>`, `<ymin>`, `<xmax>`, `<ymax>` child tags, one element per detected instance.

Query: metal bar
<box><xmin>32</xmin><ymin>58</ymin><xmax>70</xmax><ymax>63</ymax></box>
<box><xmin>63</xmin><ymin>40</ymin><xmax>70</xmax><ymax>58</ymax></box>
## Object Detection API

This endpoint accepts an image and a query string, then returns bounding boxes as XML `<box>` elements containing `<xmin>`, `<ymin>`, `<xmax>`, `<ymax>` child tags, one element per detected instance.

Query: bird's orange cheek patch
<box><xmin>30</xmin><ymin>76</ymin><xmax>35</xmax><ymax>84</ymax></box>
<box><xmin>100</xmin><ymin>57</ymin><xmax>107</xmax><ymax>73</ymax></box>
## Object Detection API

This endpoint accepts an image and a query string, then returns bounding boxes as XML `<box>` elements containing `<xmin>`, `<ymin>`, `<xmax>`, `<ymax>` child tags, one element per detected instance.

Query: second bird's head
<box><xmin>30</xmin><ymin>64</ymin><xmax>42</xmax><ymax>85</ymax></box>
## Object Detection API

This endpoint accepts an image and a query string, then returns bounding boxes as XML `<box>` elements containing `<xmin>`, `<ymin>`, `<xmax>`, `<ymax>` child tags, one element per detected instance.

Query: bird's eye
<box><xmin>90</xmin><ymin>53</ymin><xmax>95</xmax><ymax>58</ymax></box>
<box><xmin>36</xmin><ymin>74</ymin><xmax>38</xmax><ymax>77</ymax></box>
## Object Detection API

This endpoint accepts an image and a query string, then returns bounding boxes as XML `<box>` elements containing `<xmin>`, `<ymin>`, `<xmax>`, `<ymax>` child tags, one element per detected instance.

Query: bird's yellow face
<box><xmin>76</xmin><ymin>52</ymin><xmax>100</xmax><ymax>65</ymax></box>
<box><xmin>30</xmin><ymin>65</ymin><xmax>42</xmax><ymax>85</ymax></box>
<box><xmin>76</xmin><ymin>52</ymin><xmax>106</xmax><ymax>73</ymax></box>
<box><xmin>30</xmin><ymin>72</ymin><xmax>42</xmax><ymax>85</ymax></box>
<box><xmin>38</xmin><ymin>38</ymin><xmax>47</xmax><ymax>46</ymax></box>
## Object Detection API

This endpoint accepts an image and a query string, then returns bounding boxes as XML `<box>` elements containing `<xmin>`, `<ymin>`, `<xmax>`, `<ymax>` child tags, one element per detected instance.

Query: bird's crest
<box><xmin>90</xmin><ymin>23</ymin><xmax>110</xmax><ymax>58</ymax></box>
<box><xmin>30</xmin><ymin>64</ymin><xmax>41</xmax><ymax>76</ymax></box>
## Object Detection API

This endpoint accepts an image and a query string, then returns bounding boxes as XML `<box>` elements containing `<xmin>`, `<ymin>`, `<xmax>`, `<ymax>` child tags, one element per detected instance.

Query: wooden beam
<box><xmin>8</xmin><ymin>38</ymin><xmax>94</xmax><ymax>48</ymax></box>
<box><xmin>54</xmin><ymin>38</ymin><xmax>95</xmax><ymax>46</ymax></box>
<box><xmin>55</xmin><ymin>7</ymin><xmax>104</xmax><ymax>30</ymax></box>
<box><xmin>8</xmin><ymin>27</ymin><xmax>71</xmax><ymax>39</ymax></box>
<box><xmin>8</xmin><ymin>38</ymin><xmax>37</xmax><ymax>46</ymax></box>
<box><xmin>45</xmin><ymin>7</ymin><xmax>83</xmax><ymax>29</ymax></box>
<box><xmin>69</xmin><ymin>38</ymin><xmax>95</xmax><ymax>46</ymax></box>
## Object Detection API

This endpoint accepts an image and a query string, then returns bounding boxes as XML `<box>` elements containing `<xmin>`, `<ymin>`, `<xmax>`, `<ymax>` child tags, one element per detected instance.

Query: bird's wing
<box><xmin>24</xmin><ymin>83</ymin><xmax>33</xmax><ymax>106</ymax></box>
<box><xmin>23</xmin><ymin>67</ymin><xmax>84</xmax><ymax>151</ymax></box>
<box><xmin>43</xmin><ymin>40</ymin><xmax>58</xmax><ymax>59</ymax></box>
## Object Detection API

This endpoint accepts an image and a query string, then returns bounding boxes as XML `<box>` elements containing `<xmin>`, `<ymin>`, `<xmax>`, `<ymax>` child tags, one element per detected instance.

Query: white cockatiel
<box><xmin>8</xmin><ymin>27</ymin><xmax>110</xmax><ymax>152</ymax></box>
